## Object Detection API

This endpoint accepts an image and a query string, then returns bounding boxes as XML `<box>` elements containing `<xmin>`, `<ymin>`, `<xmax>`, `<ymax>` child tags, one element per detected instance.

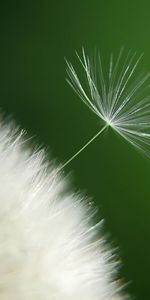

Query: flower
<box><xmin>0</xmin><ymin>120</ymin><xmax>127</xmax><ymax>299</ymax></box>
<box><xmin>66</xmin><ymin>48</ymin><xmax>150</xmax><ymax>156</ymax></box>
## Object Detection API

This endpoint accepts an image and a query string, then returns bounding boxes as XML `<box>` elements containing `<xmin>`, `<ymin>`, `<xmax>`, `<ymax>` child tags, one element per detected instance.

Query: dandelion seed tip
<box><xmin>105</xmin><ymin>117</ymin><xmax>114</xmax><ymax>128</ymax></box>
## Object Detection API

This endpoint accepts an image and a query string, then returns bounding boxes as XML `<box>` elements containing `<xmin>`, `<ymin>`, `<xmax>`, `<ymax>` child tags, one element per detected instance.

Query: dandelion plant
<box><xmin>2</xmin><ymin>49</ymin><xmax>149</xmax><ymax>299</ymax></box>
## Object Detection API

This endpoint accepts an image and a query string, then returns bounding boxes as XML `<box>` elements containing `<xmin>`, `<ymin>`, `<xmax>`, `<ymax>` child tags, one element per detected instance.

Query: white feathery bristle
<box><xmin>0</xmin><ymin>121</ymin><xmax>128</xmax><ymax>299</ymax></box>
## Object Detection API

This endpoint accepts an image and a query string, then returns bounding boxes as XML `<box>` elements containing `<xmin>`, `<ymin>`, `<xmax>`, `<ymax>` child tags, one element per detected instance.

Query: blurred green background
<box><xmin>0</xmin><ymin>1</ymin><xmax>150</xmax><ymax>298</ymax></box>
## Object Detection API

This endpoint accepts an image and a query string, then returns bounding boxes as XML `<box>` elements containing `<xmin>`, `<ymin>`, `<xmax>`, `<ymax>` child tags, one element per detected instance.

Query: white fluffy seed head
<box><xmin>0</xmin><ymin>120</ymin><xmax>129</xmax><ymax>299</ymax></box>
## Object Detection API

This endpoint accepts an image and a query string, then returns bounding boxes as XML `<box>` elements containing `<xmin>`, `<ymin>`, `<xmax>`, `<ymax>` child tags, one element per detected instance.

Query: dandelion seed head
<box><xmin>0</xmin><ymin>120</ymin><xmax>128</xmax><ymax>299</ymax></box>
<box><xmin>66</xmin><ymin>48</ymin><xmax>150</xmax><ymax>156</ymax></box>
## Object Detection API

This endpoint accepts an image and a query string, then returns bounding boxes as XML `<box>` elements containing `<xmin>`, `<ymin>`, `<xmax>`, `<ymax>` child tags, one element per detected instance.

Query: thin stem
<box><xmin>58</xmin><ymin>124</ymin><xmax>108</xmax><ymax>173</ymax></box>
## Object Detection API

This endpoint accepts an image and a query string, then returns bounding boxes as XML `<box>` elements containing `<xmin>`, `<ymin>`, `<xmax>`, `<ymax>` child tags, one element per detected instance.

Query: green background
<box><xmin>0</xmin><ymin>1</ymin><xmax>150</xmax><ymax>298</ymax></box>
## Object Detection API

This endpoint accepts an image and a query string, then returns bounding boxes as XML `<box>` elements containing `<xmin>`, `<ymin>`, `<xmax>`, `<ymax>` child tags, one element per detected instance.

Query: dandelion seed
<box><xmin>64</xmin><ymin>48</ymin><xmax>150</xmax><ymax>167</ymax></box>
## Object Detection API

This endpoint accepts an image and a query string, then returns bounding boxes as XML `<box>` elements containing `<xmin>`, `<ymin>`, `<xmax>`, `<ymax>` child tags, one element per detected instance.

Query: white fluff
<box><xmin>0</xmin><ymin>121</ymin><xmax>128</xmax><ymax>299</ymax></box>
